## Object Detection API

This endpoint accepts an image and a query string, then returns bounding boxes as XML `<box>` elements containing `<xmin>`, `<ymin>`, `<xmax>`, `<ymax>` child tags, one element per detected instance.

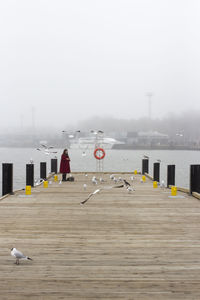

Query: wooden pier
<box><xmin>0</xmin><ymin>172</ymin><xmax>200</xmax><ymax>299</ymax></box>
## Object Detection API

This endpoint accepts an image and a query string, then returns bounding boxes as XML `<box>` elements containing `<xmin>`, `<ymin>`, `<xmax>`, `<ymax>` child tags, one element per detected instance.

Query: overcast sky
<box><xmin>0</xmin><ymin>0</ymin><xmax>200</xmax><ymax>129</ymax></box>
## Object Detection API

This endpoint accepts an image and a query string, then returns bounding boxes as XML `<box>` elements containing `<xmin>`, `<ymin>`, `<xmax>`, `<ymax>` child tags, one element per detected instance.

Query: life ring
<box><xmin>94</xmin><ymin>148</ymin><xmax>106</xmax><ymax>160</ymax></box>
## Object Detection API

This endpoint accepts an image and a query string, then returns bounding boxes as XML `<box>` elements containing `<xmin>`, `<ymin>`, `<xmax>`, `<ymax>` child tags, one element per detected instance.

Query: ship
<box><xmin>69</xmin><ymin>136</ymin><xmax>123</xmax><ymax>150</ymax></box>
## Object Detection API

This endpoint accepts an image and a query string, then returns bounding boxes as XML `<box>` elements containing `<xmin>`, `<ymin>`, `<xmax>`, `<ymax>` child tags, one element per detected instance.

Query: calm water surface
<box><xmin>0</xmin><ymin>147</ymin><xmax>200</xmax><ymax>195</ymax></box>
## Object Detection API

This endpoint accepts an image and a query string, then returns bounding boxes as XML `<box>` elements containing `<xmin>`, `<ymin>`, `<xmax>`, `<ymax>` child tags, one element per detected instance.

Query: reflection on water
<box><xmin>0</xmin><ymin>147</ymin><xmax>200</xmax><ymax>195</ymax></box>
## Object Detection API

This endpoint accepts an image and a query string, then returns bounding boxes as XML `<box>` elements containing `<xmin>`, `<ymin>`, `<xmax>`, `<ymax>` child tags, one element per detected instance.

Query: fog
<box><xmin>0</xmin><ymin>0</ymin><xmax>200</xmax><ymax>130</ymax></box>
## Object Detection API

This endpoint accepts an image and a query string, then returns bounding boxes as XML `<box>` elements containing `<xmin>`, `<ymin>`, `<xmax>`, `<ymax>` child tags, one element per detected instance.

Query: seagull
<box><xmin>92</xmin><ymin>177</ymin><xmax>98</xmax><ymax>185</ymax></box>
<box><xmin>40</xmin><ymin>143</ymin><xmax>54</xmax><ymax>149</ymax></box>
<box><xmin>122</xmin><ymin>158</ymin><xmax>128</xmax><ymax>161</ymax></box>
<box><xmin>36</xmin><ymin>146</ymin><xmax>57</xmax><ymax>155</ymax></box>
<box><xmin>81</xmin><ymin>189</ymin><xmax>101</xmax><ymax>204</ymax></box>
<box><xmin>113</xmin><ymin>177</ymin><xmax>118</xmax><ymax>184</ymax></box>
<box><xmin>160</xmin><ymin>180</ymin><xmax>165</xmax><ymax>188</ymax></box>
<box><xmin>110</xmin><ymin>174</ymin><xmax>115</xmax><ymax>180</ymax></box>
<box><xmin>123</xmin><ymin>179</ymin><xmax>131</xmax><ymax>187</ymax></box>
<box><xmin>130</xmin><ymin>176</ymin><xmax>135</xmax><ymax>181</ymax></box>
<box><xmin>81</xmin><ymin>185</ymin><xmax>124</xmax><ymax>205</ymax></box>
<box><xmin>90</xmin><ymin>130</ymin><xmax>98</xmax><ymax>135</ymax></box>
<box><xmin>100</xmin><ymin>177</ymin><xmax>105</xmax><ymax>183</ymax></box>
<box><xmin>11</xmin><ymin>248</ymin><xmax>33</xmax><ymax>265</ymax></box>
<box><xmin>35</xmin><ymin>178</ymin><xmax>44</xmax><ymax>186</ymax></box>
<box><xmin>83</xmin><ymin>184</ymin><xmax>87</xmax><ymax>190</ymax></box>
<box><xmin>126</xmin><ymin>186</ymin><xmax>135</xmax><ymax>193</ymax></box>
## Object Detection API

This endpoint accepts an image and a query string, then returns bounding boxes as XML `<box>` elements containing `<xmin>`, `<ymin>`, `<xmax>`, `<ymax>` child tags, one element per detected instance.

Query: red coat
<box><xmin>60</xmin><ymin>153</ymin><xmax>71</xmax><ymax>173</ymax></box>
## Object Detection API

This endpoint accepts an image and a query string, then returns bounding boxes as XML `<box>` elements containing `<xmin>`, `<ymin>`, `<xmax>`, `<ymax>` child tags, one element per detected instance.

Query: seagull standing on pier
<box><xmin>92</xmin><ymin>177</ymin><xmax>98</xmax><ymax>185</ymax></box>
<box><xmin>100</xmin><ymin>177</ymin><xmax>105</xmax><ymax>183</ymax></box>
<box><xmin>126</xmin><ymin>186</ymin><xmax>135</xmax><ymax>193</ymax></box>
<box><xmin>160</xmin><ymin>180</ymin><xmax>165</xmax><ymax>188</ymax></box>
<box><xmin>11</xmin><ymin>248</ymin><xmax>33</xmax><ymax>265</ymax></box>
<box><xmin>113</xmin><ymin>177</ymin><xmax>118</xmax><ymax>184</ymax></box>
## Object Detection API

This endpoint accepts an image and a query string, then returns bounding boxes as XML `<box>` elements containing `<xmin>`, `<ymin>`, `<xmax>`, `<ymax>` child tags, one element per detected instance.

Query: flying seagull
<box><xmin>123</xmin><ymin>179</ymin><xmax>131</xmax><ymax>187</ymax></box>
<box><xmin>36</xmin><ymin>142</ymin><xmax>57</xmax><ymax>155</ymax></box>
<box><xmin>40</xmin><ymin>143</ymin><xmax>54</xmax><ymax>149</ymax></box>
<box><xmin>11</xmin><ymin>248</ymin><xmax>33</xmax><ymax>265</ymax></box>
<box><xmin>80</xmin><ymin>184</ymin><xmax>125</xmax><ymax>205</ymax></box>
<box><xmin>81</xmin><ymin>188</ymin><xmax>101</xmax><ymax>204</ymax></box>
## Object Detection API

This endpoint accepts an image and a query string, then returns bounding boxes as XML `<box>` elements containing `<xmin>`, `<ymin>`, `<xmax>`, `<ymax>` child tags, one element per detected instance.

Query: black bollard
<box><xmin>167</xmin><ymin>165</ymin><xmax>175</xmax><ymax>188</ymax></box>
<box><xmin>2</xmin><ymin>163</ymin><xmax>13</xmax><ymax>196</ymax></box>
<box><xmin>40</xmin><ymin>162</ymin><xmax>47</xmax><ymax>180</ymax></box>
<box><xmin>51</xmin><ymin>158</ymin><xmax>57</xmax><ymax>174</ymax></box>
<box><xmin>153</xmin><ymin>162</ymin><xmax>160</xmax><ymax>182</ymax></box>
<box><xmin>142</xmin><ymin>159</ymin><xmax>149</xmax><ymax>175</ymax></box>
<box><xmin>26</xmin><ymin>164</ymin><xmax>34</xmax><ymax>187</ymax></box>
<box><xmin>190</xmin><ymin>164</ymin><xmax>200</xmax><ymax>194</ymax></box>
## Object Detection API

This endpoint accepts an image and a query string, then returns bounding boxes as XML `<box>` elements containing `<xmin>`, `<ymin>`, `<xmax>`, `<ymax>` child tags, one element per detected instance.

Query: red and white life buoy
<box><xmin>94</xmin><ymin>148</ymin><xmax>106</xmax><ymax>160</ymax></box>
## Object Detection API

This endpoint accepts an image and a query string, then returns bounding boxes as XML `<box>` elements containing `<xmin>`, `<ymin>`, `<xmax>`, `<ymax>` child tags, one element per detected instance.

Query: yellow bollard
<box><xmin>54</xmin><ymin>175</ymin><xmax>58</xmax><ymax>182</ymax></box>
<box><xmin>134</xmin><ymin>170</ymin><xmax>137</xmax><ymax>175</ymax></box>
<box><xmin>142</xmin><ymin>175</ymin><xmax>146</xmax><ymax>182</ymax></box>
<box><xmin>171</xmin><ymin>186</ymin><xmax>177</xmax><ymax>196</ymax></box>
<box><xmin>43</xmin><ymin>180</ymin><xmax>48</xmax><ymax>188</ymax></box>
<box><xmin>25</xmin><ymin>185</ymin><xmax>31</xmax><ymax>195</ymax></box>
<box><xmin>153</xmin><ymin>181</ymin><xmax>158</xmax><ymax>188</ymax></box>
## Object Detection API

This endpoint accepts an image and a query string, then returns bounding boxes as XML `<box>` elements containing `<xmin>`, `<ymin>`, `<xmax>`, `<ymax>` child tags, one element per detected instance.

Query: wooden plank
<box><xmin>0</xmin><ymin>172</ymin><xmax>199</xmax><ymax>299</ymax></box>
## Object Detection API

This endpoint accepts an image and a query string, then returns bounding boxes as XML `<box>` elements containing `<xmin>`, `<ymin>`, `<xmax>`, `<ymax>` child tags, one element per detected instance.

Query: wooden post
<box><xmin>153</xmin><ymin>162</ymin><xmax>160</xmax><ymax>183</ymax></box>
<box><xmin>167</xmin><ymin>165</ymin><xmax>175</xmax><ymax>188</ymax></box>
<box><xmin>142</xmin><ymin>159</ymin><xmax>149</xmax><ymax>175</ymax></box>
<box><xmin>40</xmin><ymin>162</ymin><xmax>47</xmax><ymax>180</ymax></box>
<box><xmin>190</xmin><ymin>164</ymin><xmax>200</xmax><ymax>194</ymax></box>
<box><xmin>2</xmin><ymin>163</ymin><xmax>13</xmax><ymax>196</ymax></box>
<box><xmin>26</xmin><ymin>164</ymin><xmax>34</xmax><ymax>187</ymax></box>
<box><xmin>51</xmin><ymin>159</ymin><xmax>57</xmax><ymax>174</ymax></box>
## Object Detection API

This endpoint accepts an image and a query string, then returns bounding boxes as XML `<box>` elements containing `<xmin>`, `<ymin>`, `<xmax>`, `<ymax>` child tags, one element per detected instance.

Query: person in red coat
<box><xmin>60</xmin><ymin>149</ymin><xmax>71</xmax><ymax>181</ymax></box>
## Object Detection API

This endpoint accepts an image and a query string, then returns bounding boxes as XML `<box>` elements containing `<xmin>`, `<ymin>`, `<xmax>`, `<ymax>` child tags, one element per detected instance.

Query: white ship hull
<box><xmin>69</xmin><ymin>137</ymin><xmax>122</xmax><ymax>150</ymax></box>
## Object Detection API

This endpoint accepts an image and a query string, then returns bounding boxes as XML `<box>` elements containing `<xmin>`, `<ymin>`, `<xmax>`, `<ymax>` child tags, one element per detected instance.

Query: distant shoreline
<box><xmin>0</xmin><ymin>145</ymin><xmax>200</xmax><ymax>151</ymax></box>
<box><xmin>112</xmin><ymin>144</ymin><xmax>200</xmax><ymax>151</ymax></box>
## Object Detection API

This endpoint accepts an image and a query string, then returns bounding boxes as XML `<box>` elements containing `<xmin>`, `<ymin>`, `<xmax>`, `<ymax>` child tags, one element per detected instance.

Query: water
<box><xmin>0</xmin><ymin>147</ymin><xmax>200</xmax><ymax>195</ymax></box>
